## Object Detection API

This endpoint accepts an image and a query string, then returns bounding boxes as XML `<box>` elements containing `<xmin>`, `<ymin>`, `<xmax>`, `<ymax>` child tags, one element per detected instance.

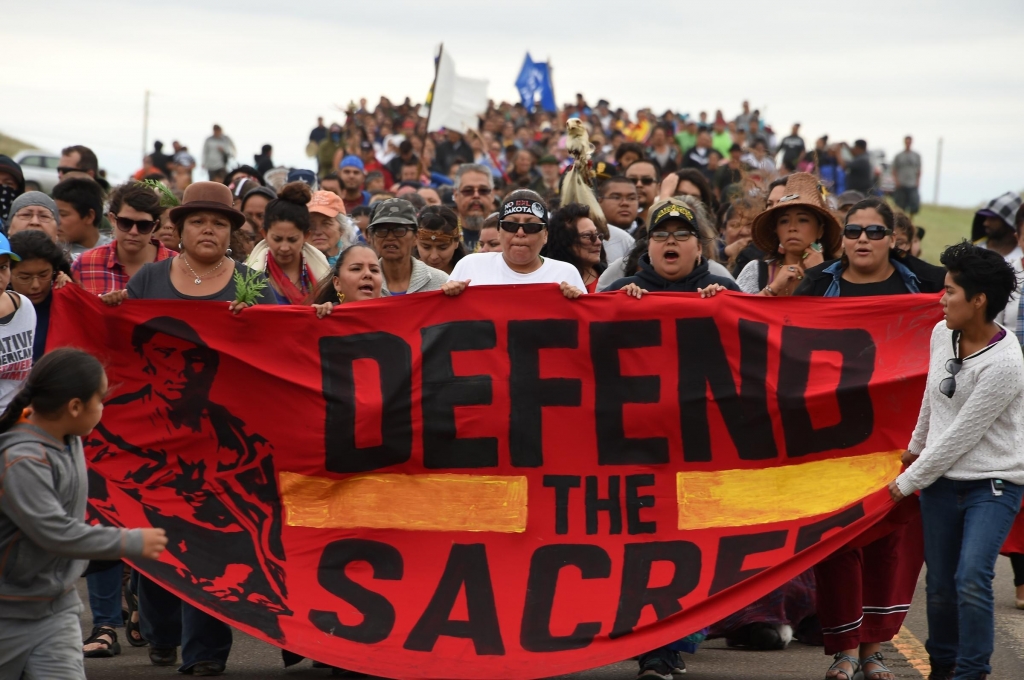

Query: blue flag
<box><xmin>515</xmin><ymin>53</ymin><xmax>556</xmax><ymax>113</ymax></box>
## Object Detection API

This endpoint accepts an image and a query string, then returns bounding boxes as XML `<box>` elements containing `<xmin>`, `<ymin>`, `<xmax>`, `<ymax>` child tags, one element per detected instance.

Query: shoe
<box><xmin>82</xmin><ymin>625</ymin><xmax>121</xmax><ymax>658</ymax></box>
<box><xmin>749</xmin><ymin>622</ymin><xmax>789</xmax><ymax>650</ymax></box>
<box><xmin>637</xmin><ymin>659</ymin><xmax>674</xmax><ymax>679</ymax></box>
<box><xmin>149</xmin><ymin>647</ymin><xmax>177</xmax><ymax>666</ymax></box>
<box><xmin>927</xmin><ymin>663</ymin><xmax>955</xmax><ymax>680</ymax></box>
<box><xmin>192</xmin><ymin>661</ymin><xmax>226</xmax><ymax>676</ymax></box>
<box><xmin>671</xmin><ymin>653</ymin><xmax>687</xmax><ymax>675</ymax></box>
<box><xmin>1017</xmin><ymin>598</ymin><xmax>1024</xmax><ymax>609</ymax></box>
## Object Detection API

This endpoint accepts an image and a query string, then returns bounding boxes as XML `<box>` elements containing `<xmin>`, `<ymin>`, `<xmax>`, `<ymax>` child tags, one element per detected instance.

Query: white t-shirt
<box><xmin>449</xmin><ymin>252</ymin><xmax>587</xmax><ymax>292</ymax></box>
<box><xmin>604</xmin><ymin>225</ymin><xmax>636</xmax><ymax>263</ymax></box>
<box><xmin>0</xmin><ymin>292</ymin><xmax>36</xmax><ymax>412</ymax></box>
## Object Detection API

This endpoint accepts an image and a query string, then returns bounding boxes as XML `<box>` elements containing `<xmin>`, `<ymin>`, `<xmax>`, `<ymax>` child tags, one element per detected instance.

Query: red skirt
<box><xmin>1001</xmin><ymin>498</ymin><xmax>1024</xmax><ymax>555</ymax></box>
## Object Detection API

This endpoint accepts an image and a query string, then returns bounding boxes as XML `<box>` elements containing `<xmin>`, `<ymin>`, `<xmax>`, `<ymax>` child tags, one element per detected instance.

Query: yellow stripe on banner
<box><xmin>279</xmin><ymin>472</ymin><xmax>528</xmax><ymax>533</ymax></box>
<box><xmin>677</xmin><ymin>450</ymin><xmax>903</xmax><ymax>530</ymax></box>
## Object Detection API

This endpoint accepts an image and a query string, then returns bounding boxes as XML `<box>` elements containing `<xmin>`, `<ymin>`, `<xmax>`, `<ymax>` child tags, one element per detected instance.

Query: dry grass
<box><xmin>0</xmin><ymin>132</ymin><xmax>36</xmax><ymax>158</ymax></box>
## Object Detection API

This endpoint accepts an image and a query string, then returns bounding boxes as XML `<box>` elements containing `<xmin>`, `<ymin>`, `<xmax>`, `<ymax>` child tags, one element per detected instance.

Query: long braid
<box><xmin>0</xmin><ymin>386</ymin><xmax>33</xmax><ymax>434</ymax></box>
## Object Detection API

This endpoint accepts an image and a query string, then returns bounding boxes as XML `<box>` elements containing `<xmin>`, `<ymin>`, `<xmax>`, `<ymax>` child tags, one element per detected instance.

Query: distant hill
<box><xmin>916</xmin><ymin>203</ymin><xmax>977</xmax><ymax>263</ymax></box>
<box><xmin>0</xmin><ymin>132</ymin><xmax>36</xmax><ymax>158</ymax></box>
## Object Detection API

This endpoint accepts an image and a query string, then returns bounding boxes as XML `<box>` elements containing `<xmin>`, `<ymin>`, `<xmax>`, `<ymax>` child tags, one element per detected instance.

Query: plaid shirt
<box><xmin>71</xmin><ymin>241</ymin><xmax>175</xmax><ymax>294</ymax></box>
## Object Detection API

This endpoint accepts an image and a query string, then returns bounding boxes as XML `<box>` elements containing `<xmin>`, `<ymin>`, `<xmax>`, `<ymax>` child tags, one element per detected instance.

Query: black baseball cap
<box><xmin>648</xmin><ymin>198</ymin><xmax>699</xmax><ymax>232</ymax></box>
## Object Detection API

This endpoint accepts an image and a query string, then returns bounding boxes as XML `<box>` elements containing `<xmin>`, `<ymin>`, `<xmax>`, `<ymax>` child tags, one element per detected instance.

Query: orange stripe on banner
<box><xmin>677</xmin><ymin>450</ymin><xmax>903</xmax><ymax>530</ymax></box>
<box><xmin>279</xmin><ymin>472</ymin><xmax>528</xmax><ymax>533</ymax></box>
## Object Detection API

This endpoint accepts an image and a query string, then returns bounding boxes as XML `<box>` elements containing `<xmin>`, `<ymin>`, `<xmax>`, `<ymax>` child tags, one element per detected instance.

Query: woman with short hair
<box><xmin>442</xmin><ymin>190</ymin><xmax>585</xmax><ymax>299</ymax></box>
<box><xmin>891</xmin><ymin>242</ymin><xmax>1024</xmax><ymax>680</ymax></box>
<box><xmin>367</xmin><ymin>198</ymin><xmax>448</xmax><ymax>295</ymax></box>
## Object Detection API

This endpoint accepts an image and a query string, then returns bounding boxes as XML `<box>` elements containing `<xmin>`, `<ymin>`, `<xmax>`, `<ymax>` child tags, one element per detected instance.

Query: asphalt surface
<box><xmin>79</xmin><ymin>559</ymin><xmax>1024</xmax><ymax>679</ymax></box>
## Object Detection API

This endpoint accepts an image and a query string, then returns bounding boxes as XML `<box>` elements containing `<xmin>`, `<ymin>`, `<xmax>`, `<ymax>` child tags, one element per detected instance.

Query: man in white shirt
<box><xmin>202</xmin><ymin>125</ymin><xmax>236</xmax><ymax>182</ymax></box>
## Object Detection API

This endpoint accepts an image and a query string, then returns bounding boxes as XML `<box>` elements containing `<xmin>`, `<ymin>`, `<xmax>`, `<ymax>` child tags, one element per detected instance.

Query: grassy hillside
<box><xmin>0</xmin><ymin>132</ymin><xmax>35</xmax><ymax>158</ymax></box>
<box><xmin>915</xmin><ymin>203</ymin><xmax>978</xmax><ymax>264</ymax></box>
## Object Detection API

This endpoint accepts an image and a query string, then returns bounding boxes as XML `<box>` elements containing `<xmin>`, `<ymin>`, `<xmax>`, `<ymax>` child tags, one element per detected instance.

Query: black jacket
<box><xmin>605</xmin><ymin>254</ymin><xmax>741</xmax><ymax>293</ymax></box>
<box><xmin>794</xmin><ymin>254</ymin><xmax>946</xmax><ymax>297</ymax></box>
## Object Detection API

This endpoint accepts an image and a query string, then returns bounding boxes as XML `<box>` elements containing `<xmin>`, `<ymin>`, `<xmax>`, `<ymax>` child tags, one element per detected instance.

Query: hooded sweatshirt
<box><xmin>0</xmin><ymin>423</ymin><xmax>144</xmax><ymax>619</ymax></box>
<box><xmin>604</xmin><ymin>254</ymin><xmax>740</xmax><ymax>293</ymax></box>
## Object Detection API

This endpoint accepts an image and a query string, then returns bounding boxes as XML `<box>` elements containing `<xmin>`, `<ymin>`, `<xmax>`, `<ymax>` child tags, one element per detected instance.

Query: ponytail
<box><xmin>0</xmin><ymin>348</ymin><xmax>106</xmax><ymax>435</ymax></box>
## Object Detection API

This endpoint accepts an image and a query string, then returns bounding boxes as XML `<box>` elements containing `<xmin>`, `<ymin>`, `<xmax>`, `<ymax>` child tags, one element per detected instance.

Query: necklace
<box><xmin>181</xmin><ymin>255</ymin><xmax>226</xmax><ymax>285</ymax></box>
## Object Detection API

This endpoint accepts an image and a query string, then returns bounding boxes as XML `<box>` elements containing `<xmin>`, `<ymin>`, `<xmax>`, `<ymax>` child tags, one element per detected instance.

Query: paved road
<box><xmin>80</xmin><ymin>559</ymin><xmax>1024</xmax><ymax>679</ymax></box>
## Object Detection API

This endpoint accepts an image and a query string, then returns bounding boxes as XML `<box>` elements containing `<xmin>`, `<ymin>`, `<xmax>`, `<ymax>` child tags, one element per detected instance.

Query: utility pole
<box><xmin>933</xmin><ymin>136</ymin><xmax>943</xmax><ymax>205</ymax></box>
<box><xmin>142</xmin><ymin>90</ymin><xmax>150</xmax><ymax>158</ymax></box>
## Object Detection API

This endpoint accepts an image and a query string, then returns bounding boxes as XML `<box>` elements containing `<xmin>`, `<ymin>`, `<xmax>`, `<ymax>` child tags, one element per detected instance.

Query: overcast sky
<box><xmin>4</xmin><ymin>0</ymin><xmax>1022</xmax><ymax>207</ymax></box>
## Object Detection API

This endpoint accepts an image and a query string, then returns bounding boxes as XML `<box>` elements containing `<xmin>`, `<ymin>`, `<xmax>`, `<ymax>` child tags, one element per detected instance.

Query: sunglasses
<box><xmin>630</xmin><ymin>176</ymin><xmax>656</xmax><ymax>186</ymax></box>
<box><xmin>498</xmin><ymin>220</ymin><xmax>545</xmax><ymax>234</ymax></box>
<box><xmin>459</xmin><ymin>186</ymin><xmax>493</xmax><ymax>197</ymax></box>
<box><xmin>650</xmin><ymin>229</ymin><xmax>696</xmax><ymax>242</ymax></box>
<box><xmin>577</xmin><ymin>232</ymin><xmax>605</xmax><ymax>244</ymax></box>
<box><xmin>940</xmin><ymin>358</ymin><xmax>962</xmax><ymax>399</ymax></box>
<box><xmin>370</xmin><ymin>225</ymin><xmax>414</xmax><ymax>238</ymax></box>
<box><xmin>114</xmin><ymin>216</ymin><xmax>158</xmax><ymax>234</ymax></box>
<box><xmin>843</xmin><ymin>225</ymin><xmax>892</xmax><ymax>240</ymax></box>
<box><xmin>57</xmin><ymin>166</ymin><xmax>82</xmax><ymax>176</ymax></box>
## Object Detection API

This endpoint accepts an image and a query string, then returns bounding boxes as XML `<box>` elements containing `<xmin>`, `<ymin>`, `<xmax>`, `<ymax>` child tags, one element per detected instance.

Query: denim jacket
<box><xmin>822</xmin><ymin>258</ymin><xmax>921</xmax><ymax>297</ymax></box>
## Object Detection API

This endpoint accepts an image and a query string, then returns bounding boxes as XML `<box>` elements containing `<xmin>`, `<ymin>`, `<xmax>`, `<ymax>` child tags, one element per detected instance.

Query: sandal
<box><xmin>825</xmin><ymin>652</ymin><xmax>860</xmax><ymax>680</ymax></box>
<box><xmin>83</xmin><ymin>625</ymin><xmax>121</xmax><ymax>658</ymax></box>
<box><xmin>861</xmin><ymin>652</ymin><xmax>895</xmax><ymax>680</ymax></box>
<box><xmin>123</xmin><ymin>579</ymin><xmax>147</xmax><ymax>647</ymax></box>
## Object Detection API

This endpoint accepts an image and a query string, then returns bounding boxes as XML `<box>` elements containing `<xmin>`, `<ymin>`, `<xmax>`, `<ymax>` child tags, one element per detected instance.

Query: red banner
<box><xmin>49</xmin><ymin>284</ymin><xmax>941</xmax><ymax>678</ymax></box>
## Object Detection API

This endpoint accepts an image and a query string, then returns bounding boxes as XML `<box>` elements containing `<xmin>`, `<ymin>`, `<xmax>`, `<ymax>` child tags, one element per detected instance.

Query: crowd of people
<box><xmin>0</xmin><ymin>93</ymin><xmax>1021</xmax><ymax>680</ymax></box>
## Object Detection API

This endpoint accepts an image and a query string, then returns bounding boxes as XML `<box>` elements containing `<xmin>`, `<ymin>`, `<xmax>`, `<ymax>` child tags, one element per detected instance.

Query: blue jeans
<box><xmin>86</xmin><ymin>564</ymin><xmax>124</xmax><ymax>628</ymax></box>
<box><xmin>920</xmin><ymin>476</ymin><xmax>1022</xmax><ymax>679</ymax></box>
<box><xmin>137</xmin><ymin>575</ymin><xmax>232</xmax><ymax>671</ymax></box>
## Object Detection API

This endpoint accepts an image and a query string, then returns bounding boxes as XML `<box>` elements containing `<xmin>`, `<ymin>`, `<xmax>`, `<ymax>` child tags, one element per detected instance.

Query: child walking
<box><xmin>0</xmin><ymin>348</ymin><xmax>167</xmax><ymax>679</ymax></box>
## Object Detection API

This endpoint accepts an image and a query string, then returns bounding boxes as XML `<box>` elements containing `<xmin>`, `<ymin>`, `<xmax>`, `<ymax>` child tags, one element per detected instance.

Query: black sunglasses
<box><xmin>498</xmin><ymin>220</ymin><xmax>545</xmax><ymax>234</ymax></box>
<box><xmin>631</xmin><ymin>176</ymin><xmax>656</xmax><ymax>186</ymax></box>
<box><xmin>843</xmin><ymin>225</ymin><xmax>892</xmax><ymax>240</ymax></box>
<box><xmin>577</xmin><ymin>232</ymin><xmax>605</xmax><ymax>244</ymax></box>
<box><xmin>56</xmin><ymin>166</ymin><xmax>81</xmax><ymax>176</ymax></box>
<box><xmin>370</xmin><ymin>224</ymin><xmax>414</xmax><ymax>238</ymax></box>
<box><xmin>940</xmin><ymin>358</ymin><xmax>962</xmax><ymax>399</ymax></box>
<box><xmin>114</xmin><ymin>216</ymin><xmax>158</xmax><ymax>234</ymax></box>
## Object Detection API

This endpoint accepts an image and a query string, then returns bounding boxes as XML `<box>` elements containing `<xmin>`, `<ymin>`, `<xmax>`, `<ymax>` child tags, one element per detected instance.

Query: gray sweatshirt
<box><xmin>0</xmin><ymin>424</ymin><xmax>144</xmax><ymax>619</ymax></box>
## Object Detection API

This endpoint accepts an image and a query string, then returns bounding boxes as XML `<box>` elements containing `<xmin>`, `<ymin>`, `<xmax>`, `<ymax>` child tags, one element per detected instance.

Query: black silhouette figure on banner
<box><xmin>87</xmin><ymin>317</ymin><xmax>291</xmax><ymax>640</ymax></box>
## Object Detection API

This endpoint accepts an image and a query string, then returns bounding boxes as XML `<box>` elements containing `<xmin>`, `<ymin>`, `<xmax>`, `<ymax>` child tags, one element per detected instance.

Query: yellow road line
<box><xmin>279</xmin><ymin>471</ymin><xmax>528</xmax><ymax>532</ymax></box>
<box><xmin>676</xmin><ymin>450</ymin><xmax>903</xmax><ymax>530</ymax></box>
<box><xmin>892</xmin><ymin>624</ymin><xmax>929</xmax><ymax>677</ymax></box>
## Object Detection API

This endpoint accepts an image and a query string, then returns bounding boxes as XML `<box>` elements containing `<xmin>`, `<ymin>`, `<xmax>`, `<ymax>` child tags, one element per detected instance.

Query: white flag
<box><xmin>427</xmin><ymin>49</ymin><xmax>489</xmax><ymax>134</ymax></box>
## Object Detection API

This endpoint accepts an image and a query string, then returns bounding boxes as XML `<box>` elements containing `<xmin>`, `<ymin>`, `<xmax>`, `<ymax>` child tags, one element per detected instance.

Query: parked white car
<box><xmin>13</xmin><ymin>150</ymin><xmax>61</xmax><ymax>194</ymax></box>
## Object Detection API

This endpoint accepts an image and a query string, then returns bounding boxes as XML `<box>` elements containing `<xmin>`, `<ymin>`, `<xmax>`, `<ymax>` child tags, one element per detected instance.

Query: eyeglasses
<box><xmin>630</xmin><ymin>176</ymin><xmax>656</xmax><ymax>186</ymax></box>
<box><xmin>114</xmin><ymin>216</ymin><xmax>158</xmax><ymax>234</ymax></box>
<box><xmin>458</xmin><ymin>186</ymin><xmax>493</xmax><ymax>197</ymax></box>
<box><xmin>601</xmin><ymin>193</ymin><xmax>638</xmax><ymax>203</ymax></box>
<box><xmin>56</xmin><ymin>166</ymin><xmax>81</xmax><ymax>177</ymax></box>
<box><xmin>577</xmin><ymin>232</ymin><xmax>605</xmax><ymax>244</ymax></box>
<box><xmin>238</xmin><ymin>231</ymin><xmax>257</xmax><ymax>242</ymax></box>
<box><xmin>843</xmin><ymin>225</ymin><xmax>892</xmax><ymax>240</ymax></box>
<box><xmin>370</xmin><ymin>224</ymin><xmax>414</xmax><ymax>238</ymax></box>
<box><xmin>650</xmin><ymin>229</ymin><xmax>696</xmax><ymax>242</ymax></box>
<box><xmin>940</xmin><ymin>358</ymin><xmax>962</xmax><ymax>399</ymax></box>
<box><xmin>498</xmin><ymin>220</ymin><xmax>545</xmax><ymax>234</ymax></box>
<box><xmin>12</xmin><ymin>210</ymin><xmax>55</xmax><ymax>224</ymax></box>
<box><xmin>13</xmin><ymin>271</ymin><xmax>54</xmax><ymax>284</ymax></box>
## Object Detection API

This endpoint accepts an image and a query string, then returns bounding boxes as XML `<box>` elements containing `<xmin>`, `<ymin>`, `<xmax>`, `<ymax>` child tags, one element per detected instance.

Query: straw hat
<box><xmin>751</xmin><ymin>173</ymin><xmax>842</xmax><ymax>256</ymax></box>
<box><xmin>169</xmin><ymin>181</ymin><xmax>246</xmax><ymax>230</ymax></box>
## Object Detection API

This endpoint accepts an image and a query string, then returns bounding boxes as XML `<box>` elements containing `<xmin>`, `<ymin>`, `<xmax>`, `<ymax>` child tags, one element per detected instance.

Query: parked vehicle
<box><xmin>13</xmin><ymin>150</ymin><xmax>61</xmax><ymax>194</ymax></box>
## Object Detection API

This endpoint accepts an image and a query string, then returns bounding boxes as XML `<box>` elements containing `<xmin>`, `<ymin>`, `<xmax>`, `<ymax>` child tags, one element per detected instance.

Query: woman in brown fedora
<box><xmin>735</xmin><ymin>173</ymin><xmax>842</xmax><ymax>296</ymax></box>
<box><xmin>100</xmin><ymin>181</ymin><xmax>272</xmax><ymax>311</ymax></box>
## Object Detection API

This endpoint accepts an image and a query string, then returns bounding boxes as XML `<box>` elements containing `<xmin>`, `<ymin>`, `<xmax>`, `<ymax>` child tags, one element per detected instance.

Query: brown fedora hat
<box><xmin>751</xmin><ymin>173</ymin><xmax>842</xmax><ymax>257</ymax></box>
<box><xmin>169</xmin><ymin>181</ymin><xmax>246</xmax><ymax>230</ymax></box>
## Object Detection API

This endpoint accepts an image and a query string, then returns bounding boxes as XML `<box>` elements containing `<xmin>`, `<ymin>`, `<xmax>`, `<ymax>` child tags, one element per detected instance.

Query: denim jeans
<box><xmin>920</xmin><ymin>476</ymin><xmax>1022</xmax><ymax>679</ymax></box>
<box><xmin>137</xmin><ymin>575</ymin><xmax>232</xmax><ymax>671</ymax></box>
<box><xmin>86</xmin><ymin>563</ymin><xmax>124</xmax><ymax>628</ymax></box>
